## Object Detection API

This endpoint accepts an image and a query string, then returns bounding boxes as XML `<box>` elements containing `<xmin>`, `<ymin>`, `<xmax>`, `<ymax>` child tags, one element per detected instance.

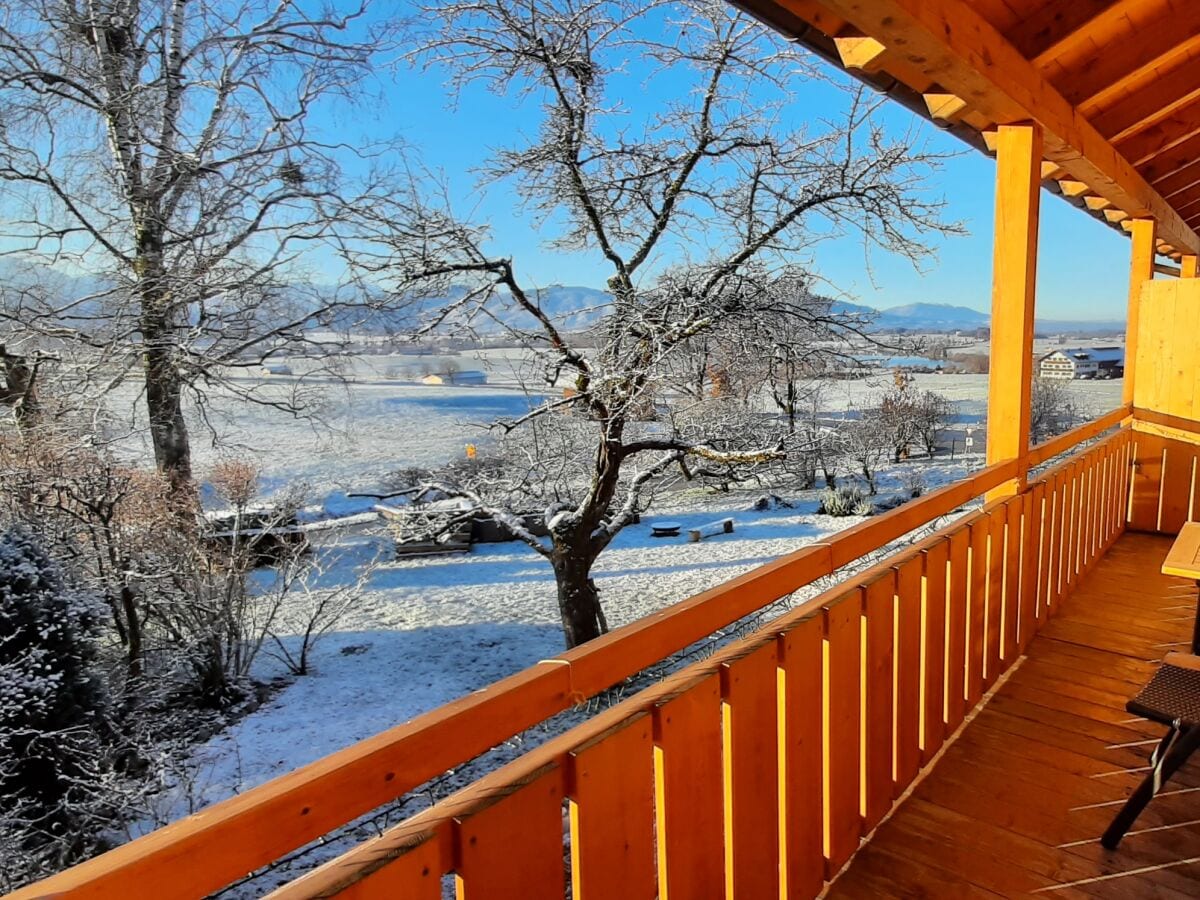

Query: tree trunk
<box><xmin>137</xmin><ymin>233</ymin><xmax>193</xmax><ymax>492</ymax></box>
<box><xmin>552</xmin><ymin>549</ymin><xmax>606</xmax><ymax>649</ymax></box>
<box><xmin>0</xmin><ymin>347</ymin><xmax>40</xmax><ymax>430</ymax></box>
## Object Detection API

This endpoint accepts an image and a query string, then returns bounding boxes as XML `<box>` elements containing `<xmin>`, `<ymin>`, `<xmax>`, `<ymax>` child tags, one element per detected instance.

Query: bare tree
<box><xmin>0</xmin><ymin>0</ymin><xmax>389</xmax><ymax>490</ymax></box>
<box><xmin>1030</xmin><ymin>376</ymin><xmax>1079</xmax><ymax>443</ymax></box>
<box><xmin>843</xmin><ymin>412</ymin><xmax>891</xmax><ymax>495</ymax></box>
<box><xmin>351</xmin><ymin>0</ymin><xmax>957</xmax><ymax>647</ymax></box>
<box><xmin>912</xmin><ymin>388</ymin><xmax>952</xmax><ymax>457</ymax></box>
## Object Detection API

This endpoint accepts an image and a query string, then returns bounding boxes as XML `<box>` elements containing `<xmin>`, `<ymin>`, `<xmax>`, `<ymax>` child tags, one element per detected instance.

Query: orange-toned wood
<box><xmin>569</xmin><ymin>715</ymin><xmax>656</xmax><ymax>900</ymax></box>
<box><xmin>921</xmin><ymin>540</ymin><xmax>949</xmax><ymax>763</ymax></box>
<box><xmin>804</xmin><ymin>0</ymin><xmax>1200</xmax><ymax>255</ymax></box>
<box><xmin>823</xmin><ymin>597</ymin><xmax>861</xmax><ymax>877</ymax></box>
<box><xmin>455</xmin><ymin>765</ymin><xmax>564</xmax><ymax>900</ymax></box>
<box><xmin>1017</xmin><ymin>490</ymin><xmax>1038</xmax><ymax>651</ymax></box>
<box><xmin>271</xmin><ymin>828</ymin><xmax>447</xmax><ymax>900</ymax></box>
<box><xmin>829</xmin><ymin>532</ymin><xmax>1191</xmax><ymax>899</ymax></box>
<box><xmin>1001</xmin><ymin>499</ymin><xmax>1021</xmax><ymax>664</ymax></box>
<box><xmin>654</xmin><ymin>674</ymin><xmax>724</xmax><ymax>900</ymax></box>
<box><xmin>983</xmin><ymin>508</ymin><xmax>1005</xmax><ymax>687</ymax></box>
<box><xmin>564</xmin><ymin>459</ymin><xmax>1022</xmax><ymax>698</ymax></box>
<box><xmin>1125</xmin><ymin>218</ymin><xmax>1158</xmax><ymax>405</ymax></box>
<box><xmin>1161</xmin><ymin>521</ymin><xmax>1200</xmax><ymax>579</ymax></box>
<box><xmin>1026</xmin><ymin>406</ymin><xmax>1129</xmax><ymax>466</ymax></box>
<box><xmin>777</xmin><ymin>617</ymin><xmax>824</xmax><ymax>900</ymax></box>
<box><xmin>966</xmin><ymin>517</ymin><xmax>988</xmax><ymax>706</ymax></box>
<box><xmin>721</xmin><ymin>641</ymin><xmax>780</xmax><ymax>900</ymax></box>
<box><xmin>860</xmin><ymin>575</ymin><xmax>894</xmax><ymax>831</ymax></box>
<box><xmin>1160</xmin><ymin>438</ymin><xmax>1197</xmax><ymax>534</ymax></box>
<box><xmin>893</xmin><ymin>557</ymin><xmax>922</xmax><ymax>793</ymax></box>
<box><xmin>944</xmin><ymin>529</ymin><xmax>969</xmax><ymax>733</ymax></box>
<box><xmin>1065</xmin><ymin>460</ymin><xmax>1084</xmax><ymax>588</ymax></box>
<box><xmin>1129</xmin><ymin>432</ymin><xmax>1167</xmax><ymax>532</ymax></box>
<box><xmin>985</xmin><ymin>124</ymin><xmax>1041</xmax><ymax>497</ymax></box>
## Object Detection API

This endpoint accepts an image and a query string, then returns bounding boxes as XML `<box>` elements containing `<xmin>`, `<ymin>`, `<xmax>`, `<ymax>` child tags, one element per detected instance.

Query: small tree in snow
<box><xmin>913</xmin><ymin>389</ymin><xmax>953</xmax><ymax>457</ymax></box>
<box><xmin>1030</xmin><ymin>377</ymin><xmax>1079</xmax><ymax>443</ymax></box>
<box><xmin>843</xmin><ymin>413</ymin><xmax>892</xmax><ymax>495</ymax></box>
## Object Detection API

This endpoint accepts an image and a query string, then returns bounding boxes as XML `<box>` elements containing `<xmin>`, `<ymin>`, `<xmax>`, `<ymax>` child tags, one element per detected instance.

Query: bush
<box><xmin>818</xmin><ymin>485</ymin><xmax>872</xmax><ymax>517</ymax></box>
<box><xmin>0</xmin><ymin>528</ymin><xmax>109</xmax><ymax>879</ymax></box>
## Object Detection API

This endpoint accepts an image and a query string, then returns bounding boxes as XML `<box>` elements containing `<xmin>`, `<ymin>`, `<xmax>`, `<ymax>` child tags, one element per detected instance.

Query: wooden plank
<box><xmin>944</xmin><ymin>528</ymin><xmax>969</xmax><ymax>733</ymax></box>
<box><xmin>1161</xmin><ymin>521</ymin><xmax>1200</xmax><ymax>578</ymax></box>
<box><xmin>778</xmin><ymin>617</ymin><xmax>824</xmax><ymax>900</ymax></box>
<box><xmin>1017</xmin><ymin>490</ymin><xmax>1038</xmax><ymax>651</ymax></box>
<box><xmin>823</xmin><ymin>597</ymin><xmax>861</xmax><ymax>877</ymax></box>
<box><xmin>455</xmin><ymin>766</ymin><xmax>564</xmax><ymax>900</ymax></box>
<box><xmin>921</xmin><ymin>539</ymin><xmax>949</xmax><ymax>763</ymax></box>
<box><xmin>279</xmin><ymin>831</ymin><xmax>445</xmax><ymax>900</ymax></box>
<box><xmin>893</xmin><ymin>557</ymin><xmax>922</xmax><ymax>794</ymax></box>
<box><xmin>569</xmin><ymin>716</ymin><xmax>656</xmax><ymax>900</ymax></box>
<box><xmin>983</xmin><ymin>508</ymin><xmax>1005</xmax><ymax>687</ymax></box>
<box><xmin>1161</xmin><ymin>441</ymin><xmax>1196</xmax><ymax>534</ymax></box>
<box><xmin>984</xmin><ymin>124</ymin><xmax>1041</xmax><ymax>496</ymax></box>
<box><xmin>1125</xmin><ymin>219</ymin><xmax>1158</xmax><ymax>406</ymax></box>
<box><xmin>654</xmin><ymin>674</ymin><xmax>724</xmax><ymax>900</ymax></box>
<box><xmin>966</xmin><ymin>517</ymin><xmax>988</xmax><ymax>706</ymax></box>
<box><xmin>722</xmin><ymin>641</ymin><xmax>780</xmax><ymax>900</ymax></box>
<box><xmin>860</xmin><ymin>576</ymin><xmax>893</xmax><ymax>831</ymax></box>
<box><xmin>1129</xmin><ymin>433</ymin><xmax>1166</xmax><ymax>531</ymax></box>
<box><xmin>1001</xmin><ymin>499</ymin><xmax>1021</xmax><ymax>664</ymax></box>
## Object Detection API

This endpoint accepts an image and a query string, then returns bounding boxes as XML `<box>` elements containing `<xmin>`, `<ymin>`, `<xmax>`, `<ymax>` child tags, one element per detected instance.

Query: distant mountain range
<box><xmin>0</xmin><ymin>261</ymin><xmax>1125</xmax><ymax>336</ymax></box>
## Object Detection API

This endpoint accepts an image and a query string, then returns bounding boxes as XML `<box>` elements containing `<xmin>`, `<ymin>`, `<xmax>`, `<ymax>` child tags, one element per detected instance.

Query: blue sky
<box><xmin>328</xmin><ymin>10</ymin><xmax>1134</xmax><ymax>321</ymax></box>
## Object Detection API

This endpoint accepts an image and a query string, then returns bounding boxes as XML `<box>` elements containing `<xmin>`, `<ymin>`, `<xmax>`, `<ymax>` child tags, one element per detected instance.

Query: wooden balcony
<box><xmin>830</xmin><ymin>530</ymin><xmax>1200</xmax><ymax>898</ymax></box>
<box><xmin>14</xmin><ymin>0</ymin><xmax>1200</xmax><ymax>896</ymax></box>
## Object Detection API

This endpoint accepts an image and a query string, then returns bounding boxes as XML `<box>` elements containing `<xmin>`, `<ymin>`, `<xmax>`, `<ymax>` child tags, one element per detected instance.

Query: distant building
<box><xmin>421</xmin><ymin>370</ymin><xmax>488</xmax><ymax>386</ymax></box>
<box><xmin>1038</xmin><ymin>347</ymin><xmax>1124</xmax><ymax>380</ymax></box>
<box><xmin>261</xmin><ymin>364</ymin><xmax>294</xmax><ymax>377</ymax></box>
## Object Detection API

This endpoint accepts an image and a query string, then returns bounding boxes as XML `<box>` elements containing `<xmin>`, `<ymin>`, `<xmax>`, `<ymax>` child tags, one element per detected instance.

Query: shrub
<box><xmin>818</xmin><ymin>485</ymin><xmax>872</xmax><ymax>517</ymax></box>
<box><xmin>0</xmin><ymin>528</ymin><xmax>108</xmax><ymax>878</ymax></box>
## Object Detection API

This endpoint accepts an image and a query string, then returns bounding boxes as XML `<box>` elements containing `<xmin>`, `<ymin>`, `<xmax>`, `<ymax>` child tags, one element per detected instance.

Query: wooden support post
<box><xmin>1182</xmin><ymin>255</ymin><xmax>1199</xmax><ymax>278</ymax></box>
<box><xmin>986</xmin><ymin>124</ymin><xmax>1042</xmax><ymax>500</ymax></box>
<box><xmin>1124</xmin><ymin>219</ymin><xmax>1157</xmax><ymax>407</ymax></box>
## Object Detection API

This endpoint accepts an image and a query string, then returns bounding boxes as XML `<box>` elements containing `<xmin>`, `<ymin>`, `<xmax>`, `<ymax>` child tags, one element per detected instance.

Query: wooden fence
<box><xmin>8</xmin><ymin>411</ymin><xmax>1135</xmax><ymax>900</ymax></box>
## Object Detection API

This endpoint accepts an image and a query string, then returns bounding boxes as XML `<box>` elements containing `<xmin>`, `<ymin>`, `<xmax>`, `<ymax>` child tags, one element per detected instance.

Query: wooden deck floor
<box><xmin>828</xmin><ymin>531</ymin><xmax>1200</xmax><ymax>899</ymax></box>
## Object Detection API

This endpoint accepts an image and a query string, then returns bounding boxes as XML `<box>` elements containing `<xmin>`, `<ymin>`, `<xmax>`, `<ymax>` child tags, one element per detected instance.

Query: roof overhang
<box><xmin>735</xmin><ymin>0</ymin><xmax>1200</xmax><ymax>258</ymax></box>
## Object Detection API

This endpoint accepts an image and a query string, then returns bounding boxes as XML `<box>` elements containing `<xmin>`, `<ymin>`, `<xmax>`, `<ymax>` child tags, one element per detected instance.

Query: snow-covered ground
<box><xmin>112</xmin><ymin>351</ymin><xmax>1124</xmax><ymax>881</ymax></box>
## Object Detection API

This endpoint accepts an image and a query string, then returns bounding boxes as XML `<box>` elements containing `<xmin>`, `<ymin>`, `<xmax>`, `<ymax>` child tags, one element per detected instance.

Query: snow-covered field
<box><xmin>117</xmin><ymin>351</ymin><xmax>1125</xmax><ymax>879</ymax></box>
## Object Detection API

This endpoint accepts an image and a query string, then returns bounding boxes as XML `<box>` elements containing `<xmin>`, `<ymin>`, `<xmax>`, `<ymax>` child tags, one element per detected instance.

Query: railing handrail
<box><xmin>5</xmin><ymin>409</ymin><xmax>1131</xmax><ymax>900</ymax></box>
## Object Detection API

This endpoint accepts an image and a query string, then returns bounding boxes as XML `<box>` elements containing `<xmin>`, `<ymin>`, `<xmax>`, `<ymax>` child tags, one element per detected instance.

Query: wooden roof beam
<box><xmin>1084</xmin><ymin>195</ymin><xmax>1112</xmax><ymax>211</ymax></box>
<box><xmin>807</xmin><ymin>0</ymin><xmax>1200</xmax><ymax>253</ymax></box>
<box><xmin>923</xmin><ymin>92</ymin><xmax>967</xmax><ymax>122</ymax></box>
<box><xmin>833</xmin><ymin>34</ymin><xmax>887</xmax><ymax>71</ymax></box>
<box><xmin>1057</xmin><ymin>179</ymin><xmax>1090</xmax><ymax>198</ymax></box>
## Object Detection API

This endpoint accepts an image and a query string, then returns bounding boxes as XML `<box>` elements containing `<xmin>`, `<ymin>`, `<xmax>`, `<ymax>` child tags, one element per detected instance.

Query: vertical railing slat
<box><xmin>893</xmin><ymin>557</ymin><xmax>922</xmax><ymax>794</ymax></box>
<box><xmin>455</xmin><ymin>766</ymin><xmax>565</xmax><ymax>900</ymax></box>
<box><xmin>654</xmin><ymin>674</ymin><xmax>724</xmax><ymax>900</ymax></box>
<box><xmin>944</xmin><ymin>528</ymin><xmax>969</xmax><ymax>733</ymax></box>
<box><xmin>778</xmin><ymin>617</ymin><xmax>824</xmax><ymax>900</ymax></box>
<box><xmin>569</xmin><ymin>715</ymin><xmax>657</xmax><ymax>900</ymax></box>
<box><xmin>823</xmin><ymin>598</ymin><xmax>861</xmax><ymax>878</ymax></box>
<box><xmin>861</xmin><ymin>576</ymin><xmax>893</xmax><ymax>831</ymax></box>
<box><xmin>921</xmin><ymin>539</ymin><xmax>949</xmax><ymax>764</ymax></box>
<box><xmin>966</xmin><ymin>517</ymin><xmax>988</xmax><ymax>706</ymax></box>
<box><xmin>722</xmin><ymin>641</ymin><xmax>780</xmax><ymax>900</ymax></box>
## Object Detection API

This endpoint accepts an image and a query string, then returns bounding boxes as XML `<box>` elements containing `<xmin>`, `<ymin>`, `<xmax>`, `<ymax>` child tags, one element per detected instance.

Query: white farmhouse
<box><xmin>1038</xmin><ymin>347</ymin><xmax>1124</xmax><ymax>380</ymax></box>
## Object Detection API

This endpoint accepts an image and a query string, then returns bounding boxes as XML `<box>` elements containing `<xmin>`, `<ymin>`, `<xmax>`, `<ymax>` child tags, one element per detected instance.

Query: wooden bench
<box><xmin>688</xmin><ymin>518</ymin><xmax>734</xmax><ymax>542</ymax></box>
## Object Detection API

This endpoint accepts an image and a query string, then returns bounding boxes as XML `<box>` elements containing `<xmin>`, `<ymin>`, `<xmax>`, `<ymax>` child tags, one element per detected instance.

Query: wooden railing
<box><xmin>8</xmin><ymin>414</ymin><xmax>1134</xmax><ymax>900</ymax></box>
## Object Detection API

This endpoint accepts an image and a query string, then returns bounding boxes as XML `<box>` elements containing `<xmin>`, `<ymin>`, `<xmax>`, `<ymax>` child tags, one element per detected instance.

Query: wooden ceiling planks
<box><xmin>739</xmin><ymin>0</ymin><xmax>1200</xmax><ymax>253</ymax></box>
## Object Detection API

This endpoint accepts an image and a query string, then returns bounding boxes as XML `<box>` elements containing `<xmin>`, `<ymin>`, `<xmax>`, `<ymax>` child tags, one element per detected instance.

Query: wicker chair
<box><xmin>1102</xmin><ymin>652</ymin><xmax>1200</xmax><ymax>849</ymax></box>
